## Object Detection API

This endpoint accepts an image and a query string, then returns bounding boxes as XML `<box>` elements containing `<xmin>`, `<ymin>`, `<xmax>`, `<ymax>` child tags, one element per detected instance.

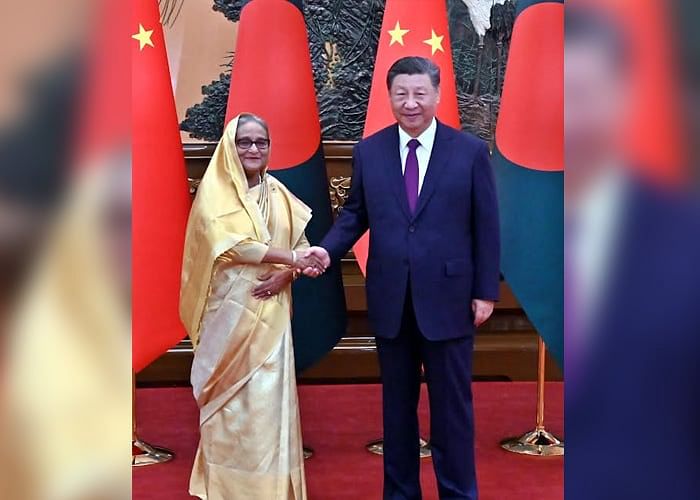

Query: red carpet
<box><xmin>133</xmin><ymin>382</ymin><xmax>563</xmax><ymax>499</ymax></box>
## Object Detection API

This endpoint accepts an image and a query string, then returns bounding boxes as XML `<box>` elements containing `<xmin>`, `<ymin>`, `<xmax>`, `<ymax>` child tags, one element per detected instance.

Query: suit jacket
<box><xmin>321</xmin><ymin>121</ymin><xmax>500</xmax><ymax>340</ymax></box>
<box><xmin>567</xmin><ymin>177</ymin><xmax>700</xmax><ymax>499</ymax></box>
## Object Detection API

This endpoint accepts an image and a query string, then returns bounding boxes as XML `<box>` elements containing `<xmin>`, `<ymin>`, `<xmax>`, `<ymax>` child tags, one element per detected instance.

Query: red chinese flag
<box><xmin>132</xmin><ymin>0</ymin><xmax>191</xmax><ymax>372</ymax></box>
<box><xmin>354</xmin><ymin>0</ymin><xmax>461</xmax><ymax>273</ymax></box>
<box><xmin>74</xmin><ymin>0</ymin><xmax>129</xmax><ymax>168</ymax></box>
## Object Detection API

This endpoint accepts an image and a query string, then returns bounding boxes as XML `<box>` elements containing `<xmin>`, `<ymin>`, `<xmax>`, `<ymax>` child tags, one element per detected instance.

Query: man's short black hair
<box><xmin>565</xmin><ymin>7</ymin><xmax>631</xmax><ymax>71</ymax></box>
<box><xmin>386</xmin><ymin>56</ymin><xmax>441</xmax><ymax>90</ymax></box>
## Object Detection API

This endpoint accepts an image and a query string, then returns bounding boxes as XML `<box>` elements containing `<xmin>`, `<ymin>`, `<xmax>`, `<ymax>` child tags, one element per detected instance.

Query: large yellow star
<box><xmin>423</xmin><ymin>29</ymin><xmax>444</xmax><ymax>55</ymax></box>
<box><xmin>388</xmin><ymin>21</ymin><xmax>410</xmax><ymax>46</ymax></box>
<box><xmin>132</xmin><ymin>24</ymin><xmax>154</xmax><ymax>51</ymax></box>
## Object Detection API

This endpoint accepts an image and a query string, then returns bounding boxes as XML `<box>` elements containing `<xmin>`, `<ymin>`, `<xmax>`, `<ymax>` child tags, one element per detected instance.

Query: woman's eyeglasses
<box><xmin>236</xmin><ymin>138</ymin><xmax>270</xmax><ymax>151</ymax></box>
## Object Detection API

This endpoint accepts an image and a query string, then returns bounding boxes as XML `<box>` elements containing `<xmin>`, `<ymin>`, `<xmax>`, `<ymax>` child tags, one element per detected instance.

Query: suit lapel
<box><xmin>413</xmin><ymin>121</ymin><xmax>452</xmax><ymax>220</ymax></box>
<box><xmin>383</xmin><ymin>124</ymin><xmax>412</xmax><ymax>220</ymax></box>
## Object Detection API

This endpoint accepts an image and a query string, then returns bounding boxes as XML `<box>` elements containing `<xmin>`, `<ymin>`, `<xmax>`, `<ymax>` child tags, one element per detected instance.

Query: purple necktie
<box><xmin>404</xmin><ymin>139</ymin><xmax>420</xmax><ymax>213</ymax></box>
<box><xmin>564</xmin><ymin>221</ymin><xmax>582</xmax><ymax>391</ymax></box>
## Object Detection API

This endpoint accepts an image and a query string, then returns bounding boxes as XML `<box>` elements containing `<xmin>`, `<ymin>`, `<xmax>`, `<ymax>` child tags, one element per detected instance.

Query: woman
<box><xmin>180</xmin><ymin>113</ymin><xmax>323</xmax><ymax>499</ymax></box>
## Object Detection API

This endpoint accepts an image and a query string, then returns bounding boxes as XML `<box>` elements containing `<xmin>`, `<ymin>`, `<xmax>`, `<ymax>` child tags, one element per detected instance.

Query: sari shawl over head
<box><xmin>179</xmin><ymin>115</ymin><xmax>311</xmax><ymax>348</ymax></box>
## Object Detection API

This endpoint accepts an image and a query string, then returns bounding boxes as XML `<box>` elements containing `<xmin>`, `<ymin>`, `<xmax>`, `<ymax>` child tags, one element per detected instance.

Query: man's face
<box><xmin>389</xmin><ymin>73</ymin><xmax>440</xmax><ymax>136</ymax></box>
<box><xmin>565</xmin><ymin>42</ymin><xmax>630</xmax><ymax>185</ymax></box>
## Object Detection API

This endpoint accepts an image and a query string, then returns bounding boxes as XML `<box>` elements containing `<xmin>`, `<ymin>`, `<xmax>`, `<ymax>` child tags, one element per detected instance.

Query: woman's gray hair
<box><xmin>236</xmin><ymin>113</ymin><xmax>270</xmax><ymax>138</ymax></box>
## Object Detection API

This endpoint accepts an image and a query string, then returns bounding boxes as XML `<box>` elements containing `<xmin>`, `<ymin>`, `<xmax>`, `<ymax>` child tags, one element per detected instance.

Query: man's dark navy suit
<box><xmin>321</xmin><ymin>120</ymin><xmax>500</xmax><ymax>499</ymax></box>
<box><xmin>566</xmin><ymin>178</ymin><xmax>700</xmax><ymax>500</ymax></box>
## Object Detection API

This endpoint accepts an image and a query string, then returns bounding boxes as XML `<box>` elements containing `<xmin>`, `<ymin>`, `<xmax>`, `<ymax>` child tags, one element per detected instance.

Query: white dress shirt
<box><xmin>569</xmin><ymin>165</ymin><xmax>627</xmax><ymax>336</ymax></box>
<box><xmin>398</xmin><ymin>118</ymin><xmax>437</xmax><ymax>194</ymax></box>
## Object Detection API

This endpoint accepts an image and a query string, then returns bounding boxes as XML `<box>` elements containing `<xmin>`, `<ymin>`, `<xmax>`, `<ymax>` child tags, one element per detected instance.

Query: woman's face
<box><xmin>235</xmin><ymin>121</ymin><xmax>270</xmax><ymax>177</ymax></box>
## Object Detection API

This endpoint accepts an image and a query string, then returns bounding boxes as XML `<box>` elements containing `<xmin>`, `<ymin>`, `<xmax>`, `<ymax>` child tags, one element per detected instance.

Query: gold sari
<box><xmin>180</xmin><ymin>116</ymin><xmax>311</xmax><ymax>499</ymax></box>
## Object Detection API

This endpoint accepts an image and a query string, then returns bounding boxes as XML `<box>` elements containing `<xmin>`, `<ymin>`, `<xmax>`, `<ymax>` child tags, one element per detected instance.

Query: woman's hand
<box><xmin>252</xmin><ymin>268</ymin><xmax>294</xmax><ymax>300</ymax></box>
<box><xmin>294</xmin><ymin>253</ymin><xmax>325</xmax><ymax>274</ymax></box>
<box><xmin>299</xmin><ymin>247</ymin><xmax>330</xmax><ymax>277</ymax></box>
<box><xmin>293</xmin><ymin>247</ymin><xmax>330</xmax><ymax>277</ymax></box>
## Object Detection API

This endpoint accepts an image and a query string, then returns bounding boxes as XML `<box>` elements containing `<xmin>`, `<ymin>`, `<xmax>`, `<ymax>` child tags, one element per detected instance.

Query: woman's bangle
<box><xmin>291</xmin><ymin>250</ymin><xmax>297</xmax><ymax>265</ymax></box>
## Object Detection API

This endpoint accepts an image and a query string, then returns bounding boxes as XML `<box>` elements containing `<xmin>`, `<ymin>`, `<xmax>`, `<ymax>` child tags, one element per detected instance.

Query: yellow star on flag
<box><xmin>132</xmin><ymin>24</ymin><xmax>154</xmax><ymax>51</ymax></box>
<box><xmin>423</xmin><ymin>29</ymin><xmax>444</xmax><ymax>55</ymax></box>
<box><xmin>388</xmin><ymin>21</ymin><xmax>410</xmax><ymax>46</ymax></box>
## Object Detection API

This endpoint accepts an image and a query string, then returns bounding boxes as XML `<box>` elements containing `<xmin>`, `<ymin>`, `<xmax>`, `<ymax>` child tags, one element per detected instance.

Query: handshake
<box><xmin>293</xmin><ymin>246</ymin><xmax>331</xmax><ymax>277</ymax></box>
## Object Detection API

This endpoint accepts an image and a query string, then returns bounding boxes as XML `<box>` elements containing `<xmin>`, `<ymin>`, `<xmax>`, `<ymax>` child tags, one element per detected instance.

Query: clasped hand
<box><xmin>252</xmin><ymin>247</ymin><xmax>330</xmax><ymax>300</ymax></box>
<box><xmin>294</xmin><ymin>246</ymin><xmax>330</xmax><ymax>278</ymax></box>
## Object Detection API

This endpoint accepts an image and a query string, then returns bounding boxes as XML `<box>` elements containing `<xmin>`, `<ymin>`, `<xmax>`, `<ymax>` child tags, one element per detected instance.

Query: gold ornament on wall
<box><xmin>329</xmin><ymin>176</ymin><xmax>352</xmax><ymax>216</ymax></box>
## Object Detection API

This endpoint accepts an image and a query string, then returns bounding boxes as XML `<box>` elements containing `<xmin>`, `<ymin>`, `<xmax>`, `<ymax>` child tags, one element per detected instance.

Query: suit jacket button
<box><xmin>409</xmin><ymin>225</ymin><xmax>416</xmax><ymax>233</ymax></box>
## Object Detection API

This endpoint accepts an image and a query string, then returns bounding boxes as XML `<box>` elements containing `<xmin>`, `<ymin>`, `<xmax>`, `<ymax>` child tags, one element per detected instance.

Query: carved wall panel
<box><xmin>180</xmin><ymin>0</ymin><xmax>516</xmax><ymax>145</ymax></box>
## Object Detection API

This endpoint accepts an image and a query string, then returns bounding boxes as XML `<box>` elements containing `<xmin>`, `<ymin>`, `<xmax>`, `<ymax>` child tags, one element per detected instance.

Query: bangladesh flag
<box><xmin>493</xmin><ymin>0</ymin><xmax>564</xmax><ymax>365</ymax></box>
<box><xmin>225</xmin><ymin>0</ymin><xmax>346</xmax><ymax>372</ymax></box>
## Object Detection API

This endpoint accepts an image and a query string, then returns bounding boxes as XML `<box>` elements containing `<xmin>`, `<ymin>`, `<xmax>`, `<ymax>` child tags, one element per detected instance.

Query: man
<box><xmin>565</xmin><ymin>7</ymin><xmax>700</xmax><ymax>499</ymax></box>
<box><xmin>306</xmin><ymin>56</ymin><xmax>500</xmax><ymax>499</ymax></box>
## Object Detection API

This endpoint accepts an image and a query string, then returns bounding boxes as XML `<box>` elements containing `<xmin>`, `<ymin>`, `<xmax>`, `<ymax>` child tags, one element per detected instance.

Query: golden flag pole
<box><xmin>132</xmin><ymin>375</ymin><xmax>174</xmax><ymax>466</ymax></box>
<box><xmin>500</xmin><ymin>337</ymin><xmax>563</xmax><ymax>456</ymax></box>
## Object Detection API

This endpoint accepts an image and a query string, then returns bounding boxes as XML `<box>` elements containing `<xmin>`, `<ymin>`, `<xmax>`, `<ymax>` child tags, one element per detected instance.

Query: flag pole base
<box><xmin>303</xmin><ymin>446</ymin><xmax>314</xmax><ymax>459</ymax></box>
<box><xmin>500</xmin><ymin>428</ymin><xmax>564</xmax><ymax>456</ymax></box>
<box><xmin>132</xmin><ymin>438</ymin><xmax>175</xmax><ymax>466</ymax></box>
<box><xmin>365</xmin><ymin>438</ymin><xmax>432</xmax><ymax>458</ymax></box>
